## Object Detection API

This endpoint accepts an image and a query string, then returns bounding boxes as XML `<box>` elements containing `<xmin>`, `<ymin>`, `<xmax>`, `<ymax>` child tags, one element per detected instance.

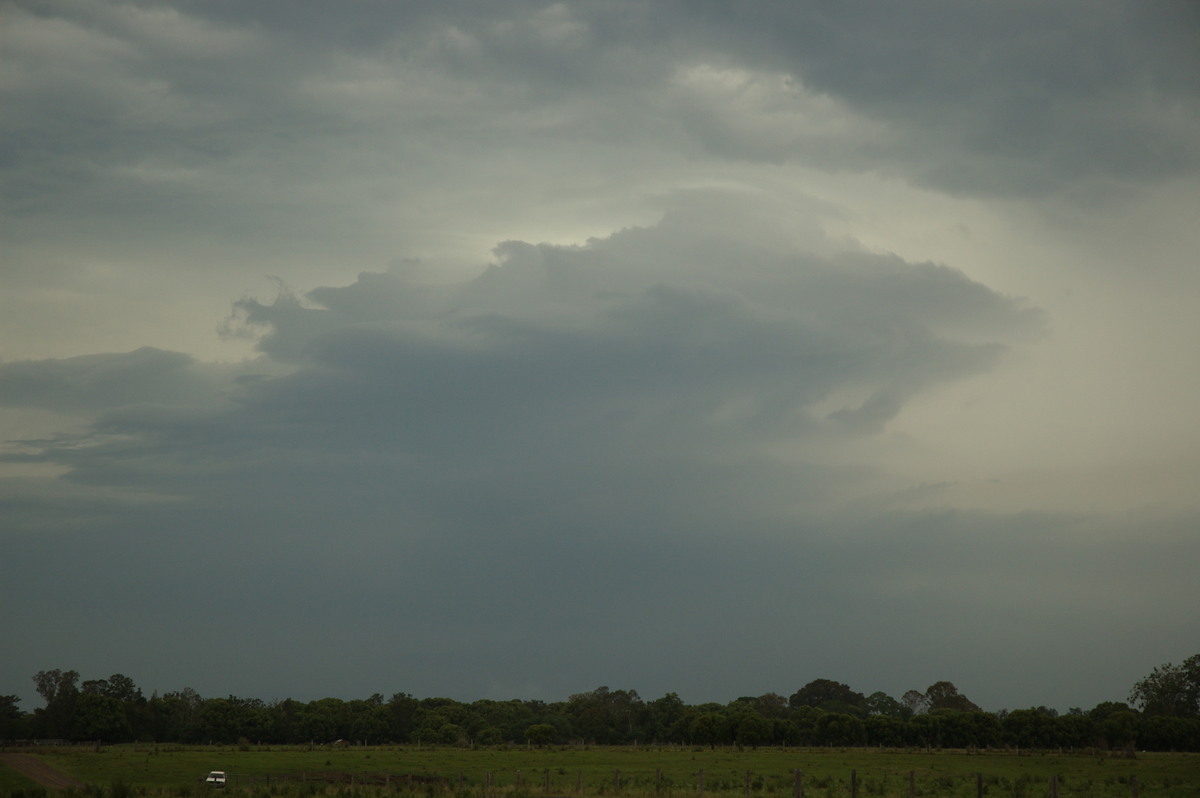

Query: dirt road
<box><xmin>0</xmin><ymin>753</ymin><xmax>85</xmax><ymax>789</ymax></box>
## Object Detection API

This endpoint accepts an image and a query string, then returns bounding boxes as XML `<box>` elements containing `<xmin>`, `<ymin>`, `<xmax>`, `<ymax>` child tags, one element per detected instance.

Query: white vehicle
<box><xmin>205</xmin><ymin>771</ymin><xmax>227</xmax><ymax>788</ymax></box>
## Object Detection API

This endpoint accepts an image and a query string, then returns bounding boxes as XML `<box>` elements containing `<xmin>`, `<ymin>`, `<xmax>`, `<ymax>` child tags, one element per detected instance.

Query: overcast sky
<box><xmin>3</xmin><ymin>0</ymin><xmax>1199</xmax><ymax>715</ymax></box>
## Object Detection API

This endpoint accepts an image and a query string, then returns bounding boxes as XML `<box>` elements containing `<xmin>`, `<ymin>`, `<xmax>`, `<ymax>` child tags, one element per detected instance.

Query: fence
<box><xmin>205</xmin><ymin>767</ymin><xmax>1148</xmax><ymax>798</ymax></box>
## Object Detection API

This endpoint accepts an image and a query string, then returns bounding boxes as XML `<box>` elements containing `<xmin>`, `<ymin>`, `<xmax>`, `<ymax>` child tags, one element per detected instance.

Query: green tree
<box><xmin>0</xmin><ymin>695</ymin><xmax>27</xmax><ymax>739</ymax></box>
<box><xmin>865</xmin><ymin>713</ymin><xmax>906</xmax><ymax>746</ymax></box>
<box><xmin>387</xmin><ymin>692</ymin><xmax>419</xmax><ymax>742</ymax></box>
<box><xmin>732</xmin><ymin>693</ymin><xmax>789</xmax><ymax>718</ymax></box>
<box><xmin>865</xmin><ymin>691</ymin><xmax>907</xmax><ymax>717</ymax></box>
<box><xmin>32</xmin><ymin>669</ymin><xmax>80</xmax><ymax>738</ymax></box>
<box><xmin>788</xmin><ymin>705</ymin><xmax>822</xmax><ymax>745</ymax></box>
<box><xmin>1055</xmin><ymin>712</ymin><xmax>1095</xmax><ymax>749</ymax></box>
<box><xmin>901</xmin><ymin>689</ymin><xmax>929</xmax><ymax>716</ymax></box>
<box><xmin>525</xmin><ymin>723</ymin><xmax>557</xmax><ymax>747</ymax></box>
<box><xmin>924</xmin><ymin>681</ymin><xmax>981</xmax><ymax>712</ymax></box>
<box><xmin>81</xmin><ymin>674</ymin><xmax>141</xmax><ymax>702</ymax></box>
<box><xmin>77</xmin><ymin>674</ymin><xmax>147</xmax><ymax>740</ymax></box>
<box><xmin>1130</xmin><ymin>654</ymin><xmax>1200</xmax><ymax>717</ymax></box>
<box><xmin>566</xmin><ymin>686</ymin><xmax>643</xmax><ymax>743</ymax></box>
<box><xmin>1090</xmin><ymin>701</ymin><xmax>1133</xmax><ymax>721</ymax></box>
<box><xmin>690</xmin><ymin>712</ymin><xmax>725</xmax><ymax>748</ymax></box>
<box><xmin>815</xmin><ymin>712</ymin><xmax>865</xmax><ymax>746</ymax></box>
<box><xmin>477</xmin><ymin>726</ymin><xmax>504</xmax><ymax>744</ymax></box>
<box><xmin>908</xmin><ymin>712</ymin><xmax>942</xmax><ymax>747</ymax></box>
<box><xmin>646</xmin><ymin>692</ymin><xmax>686</xmax><ymax>742</ymax></box>
<box><xmin>348</xmin><ymin>701</ymin><xmax>391</xmax><ymax>744</ymax></box>
<box><xmin>732</xmin><ymin>712</ymin><xmax>772</xmax><ymax>748</ymax></box>
<box><xmin>72</xmin><ymin>693</ymin><xmax>133</xmax><ymax>742</ymax></box>
<box><xmin>789</xmin><ymin>679</ymin><xmax>866</xmax><ymax>715</ymax></box>
<box><xmin>145</xmin><ymin>688</ymin><xmax>203</xmax><ymax>743</ymax></box>
<box><xmin>198</xmin><ymin>698</ymin><xmax>243</xmax><ymax>744</ymax></box>
<box><xmin>1099</xmin><ymin>710</ymin><xmax>1140</xmax><ymax>750</ymax></box>
<box><xmin>436</xmin><ymin>722</ymin><xmax>466</xmax><ymax>745</ymax></box>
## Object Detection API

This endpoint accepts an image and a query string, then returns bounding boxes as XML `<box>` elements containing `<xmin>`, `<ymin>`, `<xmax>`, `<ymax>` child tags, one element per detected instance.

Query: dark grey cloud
<box><xmin>5</xmin><ymin>0</ymin><xmax>1194</xmax><ymax>263</ymax></box>
<box><xmin>3</xmin><ymin>0</ymin><xmax>1197</xmax><ymax>717</ymax></box>
<box><xmin>676</xmin><ymin>1</ymin><xmax>1200</xmax><ymax>196</ymax></box>
<box><xmin>2</xmin><ymin>204</ymin><xmax>1130</xmax><ymax>709</ymax></box>
<box><xmin>4</xmin><ymin>200</ymin><xmax>1039</xmax><ymax>495</ymax></box>
<box><xmin>0</xmin><ymin>348</ymin><xmax>225</xmax><ymax>413</ymax></box>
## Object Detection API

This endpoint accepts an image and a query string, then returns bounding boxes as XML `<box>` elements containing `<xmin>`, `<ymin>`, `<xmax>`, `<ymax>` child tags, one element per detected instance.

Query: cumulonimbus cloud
<box><xmin>3</xmin><ymin>195</ymin><xmax>1043</xmax><ymax>511</ymax></box>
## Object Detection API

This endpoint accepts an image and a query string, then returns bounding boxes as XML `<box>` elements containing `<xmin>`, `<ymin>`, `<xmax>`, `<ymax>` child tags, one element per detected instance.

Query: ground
<box><xmin>0</xmin><ymin>753</ymin><xmax>85</xmax><ymax>789</ymax></box>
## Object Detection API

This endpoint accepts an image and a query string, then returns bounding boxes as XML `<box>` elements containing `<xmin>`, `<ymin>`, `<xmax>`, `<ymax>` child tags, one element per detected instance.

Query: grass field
<box><xmin>1</xmin><ymin>745</ymin><xmax>1197</xmax><ymax>798</ymax></box>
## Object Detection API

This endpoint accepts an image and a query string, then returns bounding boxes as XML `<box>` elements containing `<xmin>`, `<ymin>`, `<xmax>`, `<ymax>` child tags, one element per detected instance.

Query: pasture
<box><xmin>1</xmin><ymin>745</ymin><xmax>1197</xmax><ymax>798</ymax></box>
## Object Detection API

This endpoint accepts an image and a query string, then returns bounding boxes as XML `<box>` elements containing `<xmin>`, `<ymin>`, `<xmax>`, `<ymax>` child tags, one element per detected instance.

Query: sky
<box><xmin>2</xmin><ymin>0</ymin><xmax>1199</xmax><ymax>716</ymax></box>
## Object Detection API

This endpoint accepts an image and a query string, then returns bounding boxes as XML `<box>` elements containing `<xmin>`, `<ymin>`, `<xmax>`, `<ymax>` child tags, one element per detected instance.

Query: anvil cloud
<box><xmin>2</xmin><ymin>0</ymin><xmax>1199</xmax><ymax>713</ymax></box>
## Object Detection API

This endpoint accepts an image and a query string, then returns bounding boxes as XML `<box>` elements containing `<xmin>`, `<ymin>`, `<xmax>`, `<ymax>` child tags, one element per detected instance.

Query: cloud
<box><xmin>0</xmin><ymin>348</ymin><xmax>215</xmax><ymax>413</ymax></box>
<box><xmin>2</xmin><ymin>0</ymin><xmax>1198</xmax><ymax>714</ymax></box>
<box><xmin>675</xmin><ymin>1</ymin><xmax>1200</xmax><ymax>197</ymax></box>
<box><xmin>2</xmin><ymin>195</ymin><xmax>1042</xmax><ymax>548</ymax></box>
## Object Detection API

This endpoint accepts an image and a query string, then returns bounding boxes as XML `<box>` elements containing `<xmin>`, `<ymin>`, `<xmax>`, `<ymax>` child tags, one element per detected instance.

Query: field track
<box><xmin>0</xmin><ymin>754</ymin><xmax>84</xmax><ymax>789</ymax></box>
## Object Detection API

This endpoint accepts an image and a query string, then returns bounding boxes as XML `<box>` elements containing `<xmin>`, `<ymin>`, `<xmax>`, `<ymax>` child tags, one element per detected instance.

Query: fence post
<box><xmin>977</xmin><ymin>773</ymin><xmax>983</xmax><ymax>798</ymax></box>
<box><xmin>1131</xmin><ymin>776</ymin><xmax>1139</xmax><ymax>798</ymax></box>
<box><xmin>793</xmin><ymin>769</ymin><xmax>803</xmax><ymax>798</ymax></box>
<box><xmin>698</xmin><ymin>769</ymin><xmax>705</xmax><ymax>797</ymax></box>
<box><xmin>517</xmin><ymin>769</ymin><xmax>522</xmax><ymax>788</ymax></box>
<box><xmin>1051</xmin><ymin>774</ymin><xmax>1058</xmax><ymax>798</ymax></box>
<box><xmin>908</xmin><ymin>770</ymin><xmax>915</xmax><ymax>798</ymax></box>
<box><xmin>745</xmin><ymin>770</ymin><xmax>751</xmax><ymax>797</ymax></box>
<box><xmin>616</xmin><ymin>769</ymin><xmax>621</xmax><ymax>791</ymax></box>
<box><xmin>850</xmin><ymin>770</ymin><xmax>857</xmax><ymax>798</ymax></box>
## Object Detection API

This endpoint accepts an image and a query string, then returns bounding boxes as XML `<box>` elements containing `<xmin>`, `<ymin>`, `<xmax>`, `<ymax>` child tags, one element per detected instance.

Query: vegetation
<box><xmin>2</xmin><ymin>656</ymin><xmax>1199</xmax><ymax>753</ymax></box>
<box><xmin>1</xmin><ymin>745</ymin><xmax>1199</xmax><ymax>798</ymax></box>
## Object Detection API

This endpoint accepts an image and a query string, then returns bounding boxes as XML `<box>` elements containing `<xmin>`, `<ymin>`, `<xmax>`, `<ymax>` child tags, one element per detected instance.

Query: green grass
<box><xmin>0</xmin><ymin>768</ymin><xmax>39</xmax><ymax>795</ymax></box>
<box><xmin>3</xmin><ymin>745</ymin><xmax>1198</xmax><ymax>798</ymax></box>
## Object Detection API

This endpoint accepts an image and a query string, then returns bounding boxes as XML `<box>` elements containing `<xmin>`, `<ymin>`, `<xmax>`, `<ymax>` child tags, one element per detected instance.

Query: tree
<box><xmin>32</xmin><ymin>669</ymin><xmax>79</xmax><ymax>738</ymax></box>
<box><xmin>73</xmin><ymin>693</ymin><xmax>133</xmax><ymax>742</ymax></box>
<box><xmin>789</xmin><ymin>679</ymin><xmax>866</xmax><ymax>715</ymax></box>
<box><xmin>33</xmin><ymin>669</ymin><xmax>80</xmax><ymax>706</ymax></box>
<box><xmin>0</xmin><ymin>695</ymin><xmax>27</xmax><ymax>740</ymax></box>
<box><xmin>788</xmin><ymin>705</ymin><xmax>822</xmax><ymax>745</ymax></box>
<box><xmin>924</xmin><ymin>681</ymin><xmax>981</xmax><ymax>713</ymax></box>
<box><xmin>689</xmin><ymin>712</ymin><xmax>725</xmax><ymax>748</ymax></box>
<box><xmin>902</xmin><ymin>689</ymin><xmax>929</xmax><ymax>716</ymax></box>
<box><xmin>154</xmin><ymin>687</ymin><xmax>203</xmax><ymax>743</ymax></box>
<box><xmin>387</xmin><ymin>692</ymin><xmax>419</xmax><ymax>742</ymax></box>
<box><xmin>80</xmin><ymin>674</ymin><xmax>146</xmax><ymax>740</ymax></box>
<box><xmin>199</xmin><ymin>698</ymin><xmax>243</xmax><ymax>744</ymax></box>
<box><xmin>524</xmin><ymin>723</ymin><xmax>556</xmax><ymax>747</ymax></box>
<box><xmin>733</xmin><ymin>713</ymin><xmax>772</xmax><ymax>748</ymax></box>
<box><xmin>566</xmin><ymin>686</ymin><xmax>643</xmax><ymax>743</ymax></box>
<box><xmin>815</xmin><ymin>712</ymin><xmax>865</xmax><ymax>746</ymax></box>
<box><xmin>1130</xmin><ymin>654</ymin><xmax>1200</xmax><ymax>717</ymax></box>
<box><xmin>1098</xmin><ymin>710</ymin><xmax>1140</xmax><ymax>751</ymax></box>
<box><xmin>865</xmin><ymin>691</ymin><xmax>907</xmax><ymax>717</ymax></box>
<box><xmin>865</xmin><ymin>714</ymin><xmax>906</xmax><ymax>746</ymax></box>
<box><xmin>646</xmin><ymin>693</ymin><xmax>686</xmax><ymax>742</ymax></box>
<box><xmin>435</xmin><ymin>722</ymin><xmax>466</xmax><ymax>745</ymax></box>
<box><xmin>1003</xmin><ymin>709</ymin><xmax>1057</xmax><ymax>749</ymax></box>
<box><xmin>737</xmin><ymin>693</ymin><xmax>788</xmax><ymax>718</ymax></box>
<box><xmin>1089</xmin><ymin>701</ymin><xmax>1133</xmax><ymax>722</ymax></box>
<box><xmin>348</xmin><ymin>700</ymin><xmax>391</xmax><ymax>744</ymax></box>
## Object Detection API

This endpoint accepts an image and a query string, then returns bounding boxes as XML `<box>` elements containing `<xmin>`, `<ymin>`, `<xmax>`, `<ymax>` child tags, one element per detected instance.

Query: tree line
<box><xmin>3</xmin><ymin>655</ymin><xmax>1198</xmax><ymax>751</ymax></box>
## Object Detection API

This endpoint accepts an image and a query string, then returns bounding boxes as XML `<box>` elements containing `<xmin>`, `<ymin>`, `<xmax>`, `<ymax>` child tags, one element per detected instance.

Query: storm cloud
<box><xmin>2</xmin><ymin>0</ymin><xmax>1198</xmax><ymax>713</ymax></box>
